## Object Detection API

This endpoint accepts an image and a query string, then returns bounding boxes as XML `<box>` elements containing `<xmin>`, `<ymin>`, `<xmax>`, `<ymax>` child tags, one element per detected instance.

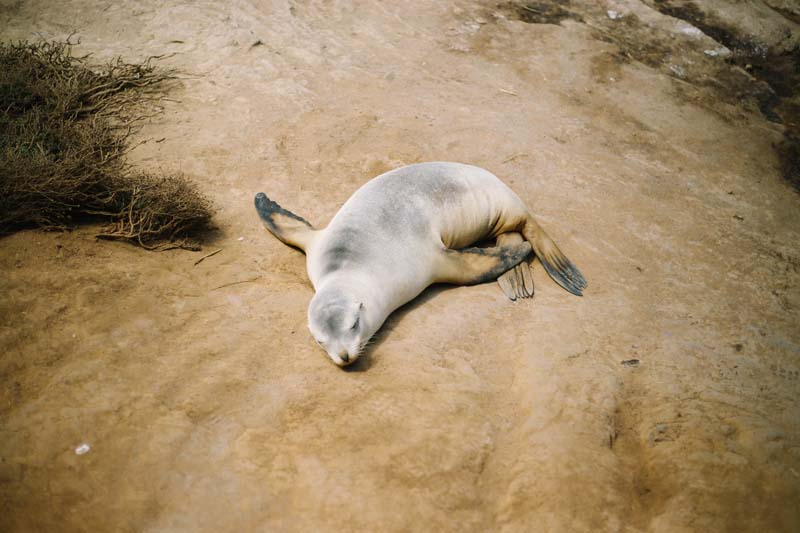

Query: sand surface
<box><xmin>1</xmin><ymin>1</ymin><xmax>799</xmax><ymax>531</ymax></box>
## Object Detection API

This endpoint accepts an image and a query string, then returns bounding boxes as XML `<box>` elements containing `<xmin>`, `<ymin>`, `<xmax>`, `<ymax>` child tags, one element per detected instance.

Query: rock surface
<box><xmin>1</xmin><ymin>1</ymin><xmax>799</xmax><ymax>531</ymax></box>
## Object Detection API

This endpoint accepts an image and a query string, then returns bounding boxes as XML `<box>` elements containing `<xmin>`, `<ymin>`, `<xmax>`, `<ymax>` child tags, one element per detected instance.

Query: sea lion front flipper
<box><xmin>435</xmin><ymin>240</ymin><xmax>533</xmax><ymax>286</ymax></box>
<box><xmin>496</xmin><ymin>232</ymin><xmax>534</xmax><ymax>300</ymax></box>
<box><xmin>254</xmin><ymin>192</ymin><xmax>318</xmax><ymax>252</ymax></box>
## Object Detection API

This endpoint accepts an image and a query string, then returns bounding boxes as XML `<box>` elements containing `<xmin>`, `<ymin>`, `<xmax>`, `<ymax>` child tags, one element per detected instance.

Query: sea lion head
<box><xmin>307</xmin><ymin>286</ymin><xmax>368</xmax><ymax>367</ymax></box>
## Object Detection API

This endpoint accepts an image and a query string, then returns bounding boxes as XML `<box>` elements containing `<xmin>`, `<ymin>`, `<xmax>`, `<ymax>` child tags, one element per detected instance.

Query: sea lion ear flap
<box><xmin>254</xmin><ymin>192</ymin><xmax>319</xmax><ymax>253</ymax></box>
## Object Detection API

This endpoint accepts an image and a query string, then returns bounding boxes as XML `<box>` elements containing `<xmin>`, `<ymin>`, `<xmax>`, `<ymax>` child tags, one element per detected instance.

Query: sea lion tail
<box><xmin>522</xmin><ymin>218</ymin><xmax>586</xmax><ymax>296</ymax></box>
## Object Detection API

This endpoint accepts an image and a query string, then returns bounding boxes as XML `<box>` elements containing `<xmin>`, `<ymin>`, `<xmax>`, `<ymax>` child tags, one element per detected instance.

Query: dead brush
<box><xmin>0</xmin><ymin>39</ymin><xmax>214</xmax><ymax>250</ymax></box>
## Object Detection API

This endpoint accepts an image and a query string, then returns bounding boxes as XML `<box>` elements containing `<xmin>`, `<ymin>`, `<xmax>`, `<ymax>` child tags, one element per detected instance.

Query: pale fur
<box><xmin>256</xmin><ymin>162</ymin><xmax>585</xmax><ymax>367</ymax></box>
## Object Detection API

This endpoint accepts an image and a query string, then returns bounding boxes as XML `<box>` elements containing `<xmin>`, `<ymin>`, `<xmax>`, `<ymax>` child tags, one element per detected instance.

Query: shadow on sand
<box><xmin>343</xmin><ymin>284</ymin><xmax>456</xmax><ymax>372</ymax></box>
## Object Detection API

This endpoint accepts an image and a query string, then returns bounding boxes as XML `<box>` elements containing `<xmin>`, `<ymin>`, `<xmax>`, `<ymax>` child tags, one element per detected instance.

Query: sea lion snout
<box><xmin>310</xmin><ymin>326</ymin><xmax>363</xmax><ymax>367</ymax></box>
<box><xmin>308</xmin><ymin>288</ymin><xmax>367</xmax><ymax>367</ymax></box>
<box><xmin>326</xmin><ymin>345</ymin><xmax>359</xmax><ymax>367</ymax></box>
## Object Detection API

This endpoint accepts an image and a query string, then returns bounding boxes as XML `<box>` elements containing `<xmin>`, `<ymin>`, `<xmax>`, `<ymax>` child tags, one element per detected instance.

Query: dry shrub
<box><xmin>0</xmin><ymin>40</ymin><xmax>214</xmax><ymax>250</ymax></box>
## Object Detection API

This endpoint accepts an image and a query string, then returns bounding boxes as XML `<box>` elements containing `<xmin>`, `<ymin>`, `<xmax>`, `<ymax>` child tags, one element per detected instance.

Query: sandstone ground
<box><xmin>1</xmin><ymin>1</ymin><xmax>799</xmax><ymax>531</ymax></box>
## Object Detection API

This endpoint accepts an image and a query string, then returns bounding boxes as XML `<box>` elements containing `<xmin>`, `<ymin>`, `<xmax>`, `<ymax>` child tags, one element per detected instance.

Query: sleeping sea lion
<box><xmin>255</xmin><ymin>162</ymin><xmax>585</xmax><ymax>366</ymax></box>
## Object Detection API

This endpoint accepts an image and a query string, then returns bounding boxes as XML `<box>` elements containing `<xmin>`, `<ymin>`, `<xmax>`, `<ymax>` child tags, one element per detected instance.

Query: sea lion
<box><xmin>255</xmin><ymin>162</ymin><xmax>586</xmax><ymax>366</ymax></box>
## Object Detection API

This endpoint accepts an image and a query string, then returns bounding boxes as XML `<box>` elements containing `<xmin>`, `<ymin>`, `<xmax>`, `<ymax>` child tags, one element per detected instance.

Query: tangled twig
<box><xmin>0</xmin><ymin>40</ymin><xmax>214</xmax><ymax>249</ymax></box>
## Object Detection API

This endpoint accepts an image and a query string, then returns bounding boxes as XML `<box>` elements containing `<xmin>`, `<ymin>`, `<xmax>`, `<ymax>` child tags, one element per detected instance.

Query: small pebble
<box><xmin>607</xmin><ymin>10</ymin><xmax>621</xmax><ymax>20</ymax></box>
<box><xmin>238</xmin><ymin>237</ymin><xmax>244</xmax><ymax>241</ymax></box>
<box><xmin>75</xmin><ymin>443</ymin><xmax>91</xmax><ymax>455</ymax></box>
<box><xmin>704</xmin><ymin>47</ymin><xmax>731</xmax><ymax>58</ymax></box>
<box><xmin>680</xmin><ymin>26</ymin><xmax>702</xmax><ymax>37</ymax></box>
<box><xmin>669</xmin><ymin>65</ymin><xmax>686</xmax><ymax>77</ymax></box>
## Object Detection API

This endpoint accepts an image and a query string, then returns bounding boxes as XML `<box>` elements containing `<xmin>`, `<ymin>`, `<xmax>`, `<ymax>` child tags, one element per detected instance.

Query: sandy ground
<box><xmin>1</xmin><ymin>0</ymin><xmax>799</xmax><ymax>531</ymax></box>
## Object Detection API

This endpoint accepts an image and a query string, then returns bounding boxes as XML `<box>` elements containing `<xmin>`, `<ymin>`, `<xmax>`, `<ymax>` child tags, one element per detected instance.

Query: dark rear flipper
<box><xmin>496</xmin><ymin>232</ymin><xmax>535</xmax><ymax>300</ymax></box>
<box><xmin>522</xmin><ymin>219</ymin><xmax>587</xmax><ymax>296</ymax></box>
